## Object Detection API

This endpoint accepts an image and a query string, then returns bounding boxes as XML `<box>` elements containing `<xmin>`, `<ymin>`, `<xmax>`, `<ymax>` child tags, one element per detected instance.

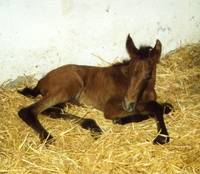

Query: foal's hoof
<box><xmin>112</xmin><ymin>118</ymin><xmax>122</xmax><ymax>124</ymax></box>
<box><xmin>153</xmin><ymin>134</ymin><xmax>170</xmax><ymax>145</ymax></box>
<box><xmin>80</xmin><ymin>119</ymin><xmax>103</xmax><ymax>139</ymax></box>
<box><xmin>80</xmin><ymin>119</ymin><xmax>102</xmax><ymax>133</ymax></box>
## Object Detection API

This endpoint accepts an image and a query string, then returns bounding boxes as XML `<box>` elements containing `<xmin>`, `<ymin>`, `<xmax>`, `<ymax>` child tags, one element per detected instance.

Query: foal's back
<box><xmin>77</xmin><ymin>65</ymin><xmax>129</xmax><ymax>110</ymax></box>
<box><xmin>36</xmin><ymin>64</ymin><xmax>128</xmax><ymax>110</ymax></box>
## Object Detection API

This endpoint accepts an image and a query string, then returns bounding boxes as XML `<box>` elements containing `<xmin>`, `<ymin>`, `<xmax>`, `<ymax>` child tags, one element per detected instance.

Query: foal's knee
<box><xmin>145</xmin><ymin>101</ymin><xmax>163</xmax><ymax>115</ymax></box>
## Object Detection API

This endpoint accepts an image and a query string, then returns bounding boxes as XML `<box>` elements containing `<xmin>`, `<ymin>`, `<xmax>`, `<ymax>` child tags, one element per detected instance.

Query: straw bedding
<box><xmin>0</xmin><ymin>44</ymin><xmax>199</xmax><ymax>174</ymax></box>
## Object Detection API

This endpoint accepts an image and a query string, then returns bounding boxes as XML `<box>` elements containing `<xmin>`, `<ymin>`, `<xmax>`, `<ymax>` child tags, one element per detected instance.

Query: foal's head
<box><xmin>123</xmin><ymin>34</ymin><xmax>162</xmax><ymax>112</ymax></box>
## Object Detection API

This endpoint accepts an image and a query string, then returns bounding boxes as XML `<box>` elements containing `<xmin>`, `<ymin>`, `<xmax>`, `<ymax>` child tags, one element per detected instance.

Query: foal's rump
<box><xmin>36</xmin><ymin>65</ymin><xmax>84</xmax><ymax>98</ymax></box>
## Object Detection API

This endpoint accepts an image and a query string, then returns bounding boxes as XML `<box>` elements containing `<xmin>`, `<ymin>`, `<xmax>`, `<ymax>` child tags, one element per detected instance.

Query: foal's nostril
<box><xmin>129</xmin><ymin>102</ymin><xmax>136</xmax><ymax>110</ymax></box>
<box><xmin>122</xmin><ymin>99</ymin><xmax>136</xmax><ymax>112</ymax></box>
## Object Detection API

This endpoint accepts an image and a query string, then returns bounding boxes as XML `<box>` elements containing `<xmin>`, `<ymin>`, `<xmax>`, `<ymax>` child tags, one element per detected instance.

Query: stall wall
<box><xmin>0</xmin><ymin>0</ymin><xmax>200</xmax><ymax>84</ymax></box>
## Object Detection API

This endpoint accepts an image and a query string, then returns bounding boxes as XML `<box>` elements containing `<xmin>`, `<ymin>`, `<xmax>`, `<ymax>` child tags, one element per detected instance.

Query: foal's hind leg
<box><xmin>42</xmin><ymin>103</ymin><xmax>66</xmax><ymax>118</ymax></box>
<box><xmin>80</xmin><ymin>118</ymin><xmax>103</xmax><ymax>135</ymax></box>
<box><xmin>18</xmin><ymin>94</ymin><xmax>67</xmax><ymax>142</ymax></box>
<box><xmin>43</xmin><ymin>108</ymin><xmax>103</xmax><ymax>136</ymax></box>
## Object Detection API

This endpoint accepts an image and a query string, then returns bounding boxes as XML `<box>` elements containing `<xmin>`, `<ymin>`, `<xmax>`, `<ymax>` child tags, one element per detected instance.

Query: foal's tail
<box><xmin>18</xmin><ymin>86</ymin><xmax>40</xmax><ymax>98</ymax></box>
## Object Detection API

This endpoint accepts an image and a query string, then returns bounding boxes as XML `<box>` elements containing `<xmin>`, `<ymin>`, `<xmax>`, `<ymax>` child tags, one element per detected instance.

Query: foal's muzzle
<box><xmin>122</xmin><ymin>98</ymin><xmax>137</xmax><ymax>112</ymax></box>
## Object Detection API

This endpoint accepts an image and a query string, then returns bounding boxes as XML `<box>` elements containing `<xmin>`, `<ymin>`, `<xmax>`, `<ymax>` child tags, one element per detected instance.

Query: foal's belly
<box><xmin>77</xmin><ymin>89</ymin><xmax>150</xmax><ymax>118</ymax></box>
<box><xmin>77</xmin><ymin>90</ymin><xmax>106</xmax><ymax>111</ymax></box>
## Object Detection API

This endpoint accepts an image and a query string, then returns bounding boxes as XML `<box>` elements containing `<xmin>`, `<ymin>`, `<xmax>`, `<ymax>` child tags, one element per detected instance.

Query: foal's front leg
<box><xmin>113</xmin><ymin>114</ymin><xmax>150</xmax><ymax>124</ymax></box>
<box><xmin>144</xmin><ymin>101</ymin><xmax>169</xmax><ymax>144</ymax></box>
<box><xmin>113</xmin><ymin>102</ymin><xmax>173</xmax><ymax>125</ymax></box>
<box><xmin>104</xmin><ymin>99</ymin><xmax>169</xmax><ymax>144</ymax></box>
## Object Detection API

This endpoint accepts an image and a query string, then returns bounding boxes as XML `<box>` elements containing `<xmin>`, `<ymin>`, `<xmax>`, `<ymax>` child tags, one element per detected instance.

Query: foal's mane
<box><xmin>137</xmin><ymin>46</ymin><xmax>153</xmax><ymax>58</ymax></box>
<box><xmin>111</xmin><ymin>59</ymin><xmax>130</xmax><ymax>67</ymax></box>
<box><xmin>111</xmin><ymin>45</ymin><xmax>153</xmax><ymax>67</ymax></box>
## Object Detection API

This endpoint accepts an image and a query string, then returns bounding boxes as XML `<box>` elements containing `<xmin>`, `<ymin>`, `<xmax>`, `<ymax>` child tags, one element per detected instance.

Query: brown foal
<box><xmin>18</xmin><ymin>34</ymin><xmax>172</xmax><ymax>144</ymax></box>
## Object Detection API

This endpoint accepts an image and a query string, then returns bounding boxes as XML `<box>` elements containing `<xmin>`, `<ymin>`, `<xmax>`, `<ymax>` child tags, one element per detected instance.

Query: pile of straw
<box><xmin>0</xmin><ymin>44</ymin><xmax>199</xmax><ymax>174</ymax></box>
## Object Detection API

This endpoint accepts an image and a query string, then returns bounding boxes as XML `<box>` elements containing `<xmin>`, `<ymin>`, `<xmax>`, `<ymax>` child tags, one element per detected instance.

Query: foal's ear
<box><xmin>152</xmin><ymin>39</ymin><xmax>162</xmax><ymax>62</ymax></box>
<box><xmin>126</xmin><ymin>34</ymin><xmax>138</xmax><ymax>59</ymax></box>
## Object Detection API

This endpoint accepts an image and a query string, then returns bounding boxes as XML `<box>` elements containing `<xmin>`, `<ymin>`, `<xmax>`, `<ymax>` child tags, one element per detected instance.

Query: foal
<box><xmin>18</xmin><ymin>34</ymin><xmax>171</xmax><ymax>144</ymax></box>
